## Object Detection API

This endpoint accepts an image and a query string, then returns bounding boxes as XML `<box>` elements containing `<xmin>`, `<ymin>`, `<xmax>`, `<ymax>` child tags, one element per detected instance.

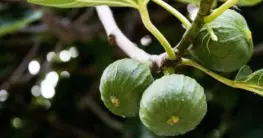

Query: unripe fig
<box><xmin>189</xmin><ymin>9</ymin><xmax>253</xmax><ymax>72</ymax></box>
<box><xmin>139</xmin><ymin>74</ymin><xmax>207</xmax><ymax>136</ymax></box>
<box><xmin>100</xmin><ymin>58</ymin><xmax>154</xmax><ymax>117</ymax></box>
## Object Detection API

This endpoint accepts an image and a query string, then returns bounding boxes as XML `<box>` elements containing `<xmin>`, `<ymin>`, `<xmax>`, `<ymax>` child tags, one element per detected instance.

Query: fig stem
<box><xmin>175</xmin><ymin>0</ymin><xmax>214</xmax><ymax>55</ymax></box>
<box><xmin>152</xmin><ymin>0</ymin><xmax>191</xmax><ymax>28</ymax></box>
<box><xmin>204</xmin><ymin>0</ymin><xmax>238</xmax><ymax>23</ymax></box>
<box><xmin>163</xmin><ymin>67</ymin><xmax>175</xmax><ymax>75</ymax></box>
<box><xmin>138</xmin><ymin>4</ymin><xmax>177</xmax><ymax>60</ymax></box>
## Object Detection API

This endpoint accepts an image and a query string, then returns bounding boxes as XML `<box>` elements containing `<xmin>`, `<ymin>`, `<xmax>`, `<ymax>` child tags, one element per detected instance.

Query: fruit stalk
<box><xmin>174</xmin><ymin>0</ymin><xmax>214</xmax><ymax>55</ymax></box>
<box><xmin>163</xmin><ymin>67</ymin><xmax>175</xmax><ymax>75</ymax></box>
<box><xmin>138</xmin><ymin>4</ymin><xmax>177</xmax><ymax>60</ymax></box>
<box><xmin>152</xmin><ymin>0</ymin><xmax>191</xmax><ymax>28</ymax></box>
<box><xmin>205</xmin><ymin>0</ymin><xmax>238</xmax><ymax>23</ymax></box>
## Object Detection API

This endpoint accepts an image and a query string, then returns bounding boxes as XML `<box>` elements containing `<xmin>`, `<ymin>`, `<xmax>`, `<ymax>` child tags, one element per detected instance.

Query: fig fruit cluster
<box><xmin>100</xmin><ymin>59</ymin><xmax>207</xmax><ymax>136</ymax></box>
<box><xmin>99</xmin><ymin>9</ymin><xmax>253</xmax><ymax>137</ymax></box>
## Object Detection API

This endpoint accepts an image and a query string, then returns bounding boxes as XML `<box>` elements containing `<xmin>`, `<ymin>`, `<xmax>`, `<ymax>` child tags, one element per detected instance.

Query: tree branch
<box><xmin>96</xmin><ymin>6</ymin><xmax>152</xmax><ymax>62</ymax></box>
<box><xmin>254</xmin><ymin>43</ymin><xmax>263</xmax><ymax>56</ymax></box>
<box><xmin>95</xmin><ymin>0</ymin><xmax>214</xmax><ymax>70</ymax></box>
<box><xmin>78</xmin><ymin>80</ymin><xmax>124</xmax><ymax>132</ymax></box>
<box><xmin>96</xmin><ymin>6</ymin><xmax>165</xmax><ymax>71</ymax></box>
<box><xmin>0</xmin><ymin>40</ymin><xmax>40</xmax><ymax>90</ymax></box>
<box><xmin>41</xmin><ymin>10</ymin><xmax>101</xmax><ymax>43</ymax></box>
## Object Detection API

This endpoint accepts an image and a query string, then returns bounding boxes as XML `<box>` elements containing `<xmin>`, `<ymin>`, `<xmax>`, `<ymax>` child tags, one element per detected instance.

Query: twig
<box><xmin>40</xmin><ymin>41</ymin><xmax>63</xmax><ymax>74</ymax></box>
<box><xmin>138</xmin><ymin>4</ymin><xmax>177</xmax><ymax>60</ymax></box>
<box><xmin>41</xmin><ymin>10</ymin><xmax>101</xmax><ymax>43</ymax></box>
<box><xmin>204</xmin><ymin>0</ymin><xmax>238</xmax><ymax>23</ymax></box>
<box><xmin>0</xmin><ymin>40</ymin><xmax>40</xmax><ymax>90</ymax></box>
<box><xmin>17</xmin><ymin>41</ymin><xmax>63</xmax><ymax>84</ymax></box>
<box><xmin>74</xmin><ymin>8</ymin><xmax>95</xmax><ymax>26</ymax></box>
<box><xmin>123</xmin><ymin>10</ymin><xmax>141</xmax><ymax>38</ymax></box>
<box><xmin>20</xmin><ymin>24</ymin><xmax>47</xmax><ymax>33</ymax></box>
<box><xmin>96</xmin><ymin>6</ymin><xmax>151</xmax><ymax>62</ymax></box>
<box><xmin>50</xmin><ymin>117</ymin><xmax>97</xmax><ymax>138</ymax></box>
<box><xmin>95</xmin><ymin>6</ymin><xmax>164</xmax><ymax>71</ymax></box>
<box><xmin>34</xmin><ymin>41</ymin><xmax>63</xmax><ymax>85</ymax></box>
<box><xmin>152</xmin><ymin>0</ymin><xmax>191</xmax><ymax>28</ymax></box>
<box><xmin>175</xmin><ymin>0</ymin><xmax>214</xmax><ymax>55</ymax></box>
<box><xmin>83</xmin><ymin>98</ymin><xmax>124</xmax><ymax>132</ymax></box>
<box><xmin>95</xmin><ymin>1</ymin><xmax>214</xmax><ymax>68</ymax></box>
<box><xmin>254</xmin><ymin>43</ymin><xmax>263</xmax><ymax>56</ymax></box>
<box><xmin>78</xmin><ymin>80</ymin><xmax>124</xmax><ymax>132</ymax></box>
<box><xmin>96</xmin><ymin>0</ymin><xmax>213</xmax><ymax>65</ymax></box>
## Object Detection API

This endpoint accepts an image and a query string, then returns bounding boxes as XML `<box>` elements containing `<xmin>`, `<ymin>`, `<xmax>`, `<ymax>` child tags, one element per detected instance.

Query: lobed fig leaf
<box><xmin>99</xmin><ymin>58</ymin><xmax>153</xmax><ymax>117</ymax></box>
<box><xmin>189</xmin><ymin>9</ymin><xmax>253</xmax><ymax>72</ymax></box>
<box><xmin>139</xmin><ymin>74</ymin><xmax>207</xmax><ymax>136</ymax></box>
<box><xmin>27</xmin><ymin>0</ymin><xmax>149</xmax><ymax>8</ymax></box>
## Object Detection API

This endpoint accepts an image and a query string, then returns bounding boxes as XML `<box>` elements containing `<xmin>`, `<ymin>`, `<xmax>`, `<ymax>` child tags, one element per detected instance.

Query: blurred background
<box><xmin>0</xmin><ymin>0</ymin><xmax>263</xmax><ymax>138</ymax></box>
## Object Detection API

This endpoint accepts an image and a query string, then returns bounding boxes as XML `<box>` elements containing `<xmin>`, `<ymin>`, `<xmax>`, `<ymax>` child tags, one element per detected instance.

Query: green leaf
<box><xmin>27</xmin><ymin>0</ymin><xmax>149</xmax><ymax>8</ymax></box>
<box><xmin>235</xmin><ymin>69</ymin><xmax>263</xmax><ymax>96</ymax></box>
<box><xmin>0</xmin><ymin>10</ymin><xmax>42</xmax><ymax>37</ymax></box>
<box><xmin>235</xmin><ymin>65</ymin><xmax>253</xmax><ymax>81</ymax></box>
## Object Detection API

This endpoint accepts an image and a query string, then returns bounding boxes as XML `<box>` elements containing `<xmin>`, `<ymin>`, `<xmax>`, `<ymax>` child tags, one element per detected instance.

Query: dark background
<box><xmin>0</xmin><ymin>1</ymin><xmax>263</xmax><ymax>138</ymax></box>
